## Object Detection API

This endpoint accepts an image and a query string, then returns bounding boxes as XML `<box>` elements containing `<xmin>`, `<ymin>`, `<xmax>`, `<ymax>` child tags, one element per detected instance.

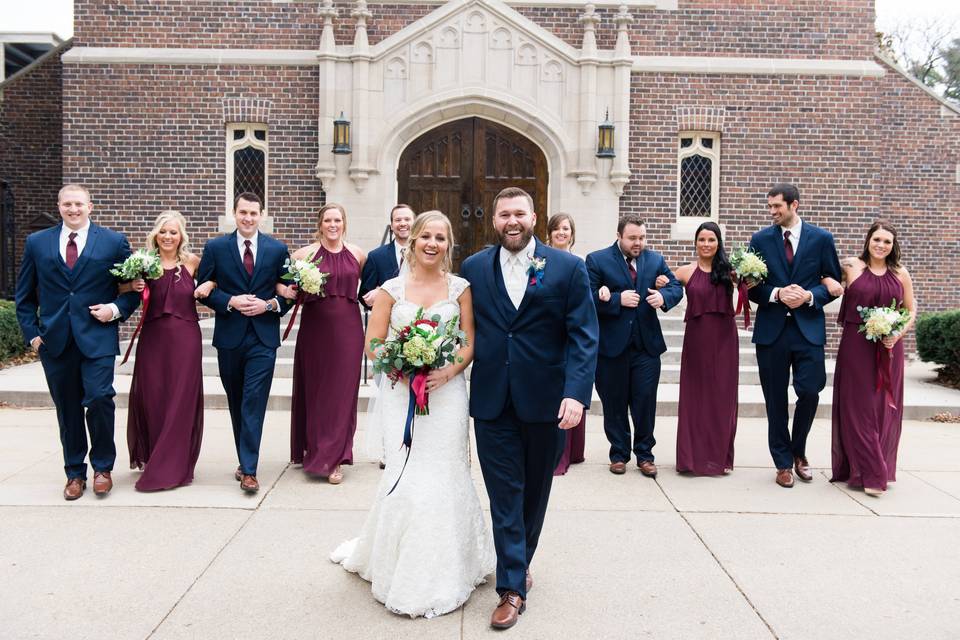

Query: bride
<box><xmin>330</xmin><ymin>210</ymin><xmax>496</xmax><ymax>618</ymax></box>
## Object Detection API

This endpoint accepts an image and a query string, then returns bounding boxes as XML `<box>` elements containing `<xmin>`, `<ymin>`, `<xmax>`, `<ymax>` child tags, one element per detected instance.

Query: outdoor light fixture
<box><xmin>597</xmin><ymin>109</ymin><xmax>615</xmax><ymax>158</ymax></box>
<box><xmin>332</xmin><ymin>112</ymin><xmax>351</xmax><ymax>154</ymax></box>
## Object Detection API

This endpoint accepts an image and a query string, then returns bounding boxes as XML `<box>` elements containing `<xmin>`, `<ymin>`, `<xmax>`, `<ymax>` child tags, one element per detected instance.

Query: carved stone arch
<box><xmin>542</xmin><ymin>60</ymin><xmax>562</xmax><ymax>82</ymax></box>
<box><xmin>438</xmin><ymin>26</ymin><xmax>460</xmax><ymax>48</ymax></box>
<box><xmin>385</xmin><ymin>56</ymin><xmax>407</xmax><ymax>79</ymax></box>
<box><xmin>464</xmin><ymin>10</ymin><xmax>486</xmax><ymax>33</ymax></box>
<box><xmin>517</xmin><ymin>43</ymin><xmax>537</xmax><ymax>66</ymax></box>
<box><xmin>412</xmin><ymin>41</ymin><xmax>434</xmax><ymax>63</ymax></box>
<box><xmin>491</xmin><ymin>27</ymin><xmax>512</xmax><ymax>50</ymax></box>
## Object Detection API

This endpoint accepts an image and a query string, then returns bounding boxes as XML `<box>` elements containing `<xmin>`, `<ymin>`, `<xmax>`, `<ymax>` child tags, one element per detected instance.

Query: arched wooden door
<box><xmin>397</xmin><ymin>117</ymin><xmax>548</xmax><ymax>272</ymax></box>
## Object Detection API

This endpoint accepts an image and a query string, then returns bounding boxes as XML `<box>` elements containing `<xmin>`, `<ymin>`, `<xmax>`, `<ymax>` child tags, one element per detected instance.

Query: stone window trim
<box><xmin>671</xmin><ymin>130</ymin><xmax>721</xmax><ymax>241</ymax></box>
<box><xmin>223</xmin><ymin>123</ymin><xmax>272</xmax><ymax>233</ymax></box>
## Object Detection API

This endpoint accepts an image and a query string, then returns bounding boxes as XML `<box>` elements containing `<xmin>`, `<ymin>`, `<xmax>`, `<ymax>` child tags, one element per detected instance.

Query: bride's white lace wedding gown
<box><xmin>330</xmin><ymin>273</ymin><xmax>496</xmax><ymax>618</ymax></box>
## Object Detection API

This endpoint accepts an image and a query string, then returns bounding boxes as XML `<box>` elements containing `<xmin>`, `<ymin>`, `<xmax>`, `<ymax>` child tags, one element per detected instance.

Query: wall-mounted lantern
<box><xmin>597</xmin><ymin>109</ymin><xmax>615</xmax><ymax>158</ymax></box>
<box><xmin>332</xmin><ymin>111</ymin><xmax>351</xmax><ymax>154</ymax></box>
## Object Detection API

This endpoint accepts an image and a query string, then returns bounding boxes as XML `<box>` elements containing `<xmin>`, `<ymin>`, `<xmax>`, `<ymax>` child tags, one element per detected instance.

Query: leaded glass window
<box><xmin>677</xmin><ymin>132</ymin><xmax>720</xmax><ymax>220</ymax></box>
<box><xmin>226</xmin><ymin>124</ymin><xmax>268</xmax><ymax>215</ymax></box>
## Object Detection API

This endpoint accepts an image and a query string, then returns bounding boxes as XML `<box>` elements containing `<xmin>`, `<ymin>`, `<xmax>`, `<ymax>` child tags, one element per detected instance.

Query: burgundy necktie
<box><xmin>626</xmin><ymin>256</ymin><xmax>637</xmax><ymax>283</ymax></box>
<box><xmin>783</xmin><ymin>230</ymin><xmax>794</xmax><ymax>265</ymax></box>
<box><xmin>66</xmin><ymin>232</ymin><xmax>79</xmax><ymax>269</ymax></box>
<box><xmin>243</xmin><ymin>239</ymin><xmax>254</xmax><ymax>276</ymax></box>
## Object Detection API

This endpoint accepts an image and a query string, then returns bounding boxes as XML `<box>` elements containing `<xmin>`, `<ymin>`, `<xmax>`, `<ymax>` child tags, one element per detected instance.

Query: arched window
<box><xmin>226</xmin><ymin>124</ymin><xmax>268</xmax><ymax>215</ymax></box>
<box><xmin>677</xmin><ymin>131</ymin><xmax>720</xmax><ymax>220</ymax></box>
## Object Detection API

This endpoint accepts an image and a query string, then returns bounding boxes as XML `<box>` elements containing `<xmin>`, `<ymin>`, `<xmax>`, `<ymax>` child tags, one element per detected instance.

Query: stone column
<box><xmin>574</xmin><ymin>4</ymin><xmax>600</xmax><ymax>195</ymax></box>
<box><xmin>349</xmin><ymin>0</ymin><xmax>373</xmax><ymax>193</ymax></box>
<box><xmin>315</xmin><ymin>0</ymin><xmax>338</xmax><ymax>190</ymax></box>
<box><xmin>610</xmin><ymin>4</ymin><xmax>634</xmax><ymax>197</ymax></box>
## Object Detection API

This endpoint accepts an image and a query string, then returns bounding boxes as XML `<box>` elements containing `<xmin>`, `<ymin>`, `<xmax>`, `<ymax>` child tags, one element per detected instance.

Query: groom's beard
<box><xmin>498</xmin><ymin>226</ymin><xmax>534</xmax><ymax>252</ymax></box>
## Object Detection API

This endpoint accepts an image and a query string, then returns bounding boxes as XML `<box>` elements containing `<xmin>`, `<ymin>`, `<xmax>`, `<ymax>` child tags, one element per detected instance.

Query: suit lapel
<box><xmin>612</xmin><ymin>242</ymin><xmax>633</xmax><ymax>288</ymax></box>
<box><xmin>386</xmin><ymin>241</ymin><xmax>399</xmax><ymax>277</ymax></box>
<box><xmin>635</xmin><ymin>250</ymin><xmax>647</xmax><ymax>293</ymax></box>
<box><xmin>51</xmin><ymin>225</ymin><xmax>71</xmax><ymax>279</ymax></box>
<box><xmin>69</xmin><ymin>223</ymin><xmax>101</xmax><ymax>281</ymax></box>
<box><xmin>514</xmin><ymin>241</ymin><xmax>545</xmax><ymax>319</ymax></box>
<box><xmin>490</xmin><ymin>246</ymin><xmax>517</xmax><ymax>325</ymax></box>
<box><xmin>789</xmin><ymin>223</ymin><xmax>809</xmax><ymax>278</ymax></box>
<box><xmin>229</xmin><ymin>232</ymin><xmax>250</xmax><ymax>282</ymax></box>
<box><xmin>251</xmin><ymin>233</ymin><xmax>269</xmax><ymax>283</ymax></box>
<box><xmin>770</xmin><ymin>226</ymin><xmax>791</xmax><ymax>278</ymax></box>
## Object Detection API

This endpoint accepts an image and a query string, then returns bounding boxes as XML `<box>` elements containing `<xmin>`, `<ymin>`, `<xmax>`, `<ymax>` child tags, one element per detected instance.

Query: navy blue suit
<box><xmin>197</xmin><ymin>232</ymin><xmax>291</xmax><ymax>475</ymax></box>
<box><xmin>748</xmin><ymin>221</ymin><xmax>841</xmax><ymax>469</ymax></box>
<box><xmin>462</xmin><ymin>240</ymin><xmax>598</xmax><ymax>598</ymax></box>
<box><xmin>358</xmin><ymin>241</ymin><xmax>401</xmax><ymax>309</ymax></box>
<box><xmin>585</xmin><ymin>243</ymin><xmax>683</xmax><ymax>464</ymax></box>
<box><xmin>15</xmin><ymin>222</ymin><xmax>140</xmax><ymax>479</ymax></box>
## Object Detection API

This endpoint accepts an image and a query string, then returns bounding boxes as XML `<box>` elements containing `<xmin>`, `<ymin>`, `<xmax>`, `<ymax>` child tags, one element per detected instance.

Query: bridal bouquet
<box><xmin>729</xmin><ymin>246</ymin><xmax>768</xmax><ymax>285</ymax></box>
<box><xmin>281</xmin><ymin>255</ymin><xmax>329</xmax><ymax>296</ymax></box>
<box><xmin>110</xmin><ymin>249</ymin><xmax>163</xmax><ymax>281</ymax></box>
<box><xmin>369</xmin><ymin>308</ymin><xmax>467</xmax><ymax>416</ymax></box>
<box><xmin>858</xmin><ymin>299</ymin><xmax>911</xmax><ymax>342</ymax></box>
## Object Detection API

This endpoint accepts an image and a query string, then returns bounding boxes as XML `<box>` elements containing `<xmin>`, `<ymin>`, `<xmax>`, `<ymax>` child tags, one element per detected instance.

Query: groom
<box><xmin>462</xmin><ymin>187</ymin><xmax>599</xmax><ymax>630</ymax></box>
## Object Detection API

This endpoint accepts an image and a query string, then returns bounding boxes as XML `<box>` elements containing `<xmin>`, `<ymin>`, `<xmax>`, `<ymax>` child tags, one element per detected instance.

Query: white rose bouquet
<box><xmin>110</xmin><ymin>249</ymin><xmax>163</xmax><ymax>281</ymax></box>
<box><xmin>729</xmin><ymin>246</ymin><xmax>769</xmax><ymax>285</ymax></box>
<box><xmin>858</xmin><ymin>299</ymin><xmax>911</xmax><ymax>343</ymax></box>
<box><xmin>281</xmin><ymin>256</ymin><xmax>329</xmax><ymax>296</ymax></box>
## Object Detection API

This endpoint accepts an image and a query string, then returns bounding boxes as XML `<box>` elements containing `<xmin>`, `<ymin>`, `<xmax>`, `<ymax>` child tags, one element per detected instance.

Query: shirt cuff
<box><xmin>108</xmin><ymin>303</ymin><xmax>121</xmax><ymax>321</ymax></box>
<box><xmin>807</xmin><ymin>291</ymin><xmax>815</xmax><ymax>306</ymax></box>
<box><xmin>769</xmin><ymin>287</ymin><xmax>780</xmax><ymax>304</ymax></box>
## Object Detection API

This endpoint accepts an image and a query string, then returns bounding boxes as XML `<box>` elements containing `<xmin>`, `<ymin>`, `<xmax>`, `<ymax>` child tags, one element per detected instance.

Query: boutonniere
<box><xmin>527</xmin><ymin>256</ymin><xmax>546</xmax><ymax>287</ymax></box>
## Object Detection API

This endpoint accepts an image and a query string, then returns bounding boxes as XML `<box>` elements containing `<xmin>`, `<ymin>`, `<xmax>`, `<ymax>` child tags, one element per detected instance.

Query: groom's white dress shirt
<box><xmin>500</xmin><ymin>237</ymin><xmax>536</xmax><ymax>310</ymax></box>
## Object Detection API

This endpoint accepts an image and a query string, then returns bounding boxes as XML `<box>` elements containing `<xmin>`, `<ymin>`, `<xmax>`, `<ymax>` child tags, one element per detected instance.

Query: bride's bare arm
<box><xmin>364</xmin><ymin>289</ymin><xmax>395</xmax><ymax>361</ymax></box>
<box><xmin>426</xmin><ymin>287</ymin><xmax>475</xmax><ymax>392</ymax></box>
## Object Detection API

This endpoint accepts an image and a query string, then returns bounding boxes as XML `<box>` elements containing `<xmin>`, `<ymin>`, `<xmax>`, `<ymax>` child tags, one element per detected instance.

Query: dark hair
<box><xmin>694</xmin><ymin>222</ymin><xmax>733</xmax><ymax>293</ymax></box>
<box><xmin>858</xmin><ymin>219</ymin><xmax>902</xmax><ymax>270</ymax></box>
<box><xmin>617</xmin><ymin>214</ymin><xmax>645</xmax><ymax>235</ymax></box>
<box><xmin>767</xmin><ymin>183</ymin><xmax>800</xmax><ymax>206</ymax></box>
<box><xmin>390</xmin><ymin>203</ymin><xmax>415</xmax><ymax>222</ymax></box>
<box><xmin>546</xmin><ymin>213</ymin><xmax>576</xmax><ymax>248</ymax></box>
<box><xmin>234</xmin><ymin>191</ymin><xmax>263</xmax><ymax>211</ymax></box>
<box><xmin>492</xmin><ymin>187</ymin><xmax>535</xmax><ymax>214</ymax></box>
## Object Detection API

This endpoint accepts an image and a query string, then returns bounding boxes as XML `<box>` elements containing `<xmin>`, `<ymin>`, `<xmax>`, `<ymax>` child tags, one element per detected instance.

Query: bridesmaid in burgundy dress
<box><xmin>825</xmin><ymin>220</ymin><xmax>916</xmax><ymax>496</ymax></box>
<box><xmin>124</xmin><ymin>210</ymin><xmax>204</xmax><ymax>491</ymax></box>
<box><xmin>547</xmin><ymin>213</ymin><xmax>587</xmax><ymax>476</ymax></box>
<box><xmin>674</xmin><ymin>222</ymin><xmax>741</xmax><ymax>476</ymax></box>
<box><xmin>283</xmin><ymin>203</ymin><xmax>366</xmax><ymax>484</ymax></box>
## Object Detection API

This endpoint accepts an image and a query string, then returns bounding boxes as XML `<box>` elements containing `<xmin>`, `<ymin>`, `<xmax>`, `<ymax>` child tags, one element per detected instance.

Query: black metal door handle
<box><xmin>474</xmin><ymin>206</ymin><xmax>484</xmax><ymax>219</ymax></box>
<box><xmin>461</xmin><ymin>205</ymin><xmax>471</xmax><ymax>220</ymax></box>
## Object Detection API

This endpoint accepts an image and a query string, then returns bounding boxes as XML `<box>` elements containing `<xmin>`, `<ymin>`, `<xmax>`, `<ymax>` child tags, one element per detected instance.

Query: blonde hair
<box><xmin>146</xmin><ymin>210</ymin><xmax>191</xmax><ymax>280</ymax></box>
<box><xmin>405</xmin><ymin>210</ymin><xmax>454</xmax><ymax>273</ymax></box>
<box><xmin>317</xmin><ymin>203</ymin><xmax>347</xmax><ymax>239</ymax></box>
<box><xmin>58</xmin><ymin>183</ymin><xmax>91</xmax><ymax>203</ymax></box>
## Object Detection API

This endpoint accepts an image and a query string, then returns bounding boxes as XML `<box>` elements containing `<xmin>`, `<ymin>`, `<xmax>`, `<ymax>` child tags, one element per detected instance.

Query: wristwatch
<box><xmin>265</xmin><ymin>299</ymin><xmax>276</xmax><ymax>313</ymax></box>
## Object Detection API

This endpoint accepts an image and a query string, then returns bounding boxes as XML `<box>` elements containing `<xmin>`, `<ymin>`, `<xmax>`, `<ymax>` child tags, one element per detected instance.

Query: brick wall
<box><xmin>0</xmin><ymin>43</ymin><xmax>69</xmax><ymax>276</ymax></box>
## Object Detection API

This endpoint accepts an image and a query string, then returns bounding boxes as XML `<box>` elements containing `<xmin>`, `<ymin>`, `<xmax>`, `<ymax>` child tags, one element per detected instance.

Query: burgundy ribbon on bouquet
<box><xmin>119</xmin><ymin>285</ymin><xmax>150</xmax><ymax>366</ymax></box>
<box><xmin>875</xmin><ymin>344</ymin><xmax>897</xmax><ymax>410</ymax></box>
<box><xmin>735</xmin><ymin>280</ymin><xmax>751</xmax><ymax>329</ymax></box>
<box><xmin>282</xmin><ymin>290</ymin><xmax>303</xmax><ymax>341</ymax></box>
<box><xmin>386</xmin><ymin>367</ymin><xmax>430</xmax><ymax>496</ymax></box>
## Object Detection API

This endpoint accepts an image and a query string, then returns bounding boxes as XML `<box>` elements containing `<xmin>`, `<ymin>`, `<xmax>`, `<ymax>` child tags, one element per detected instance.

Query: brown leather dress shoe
<box><xmin>794</xmin><ymin>457</ymin><xmax>813</xmax><ymax>482</ymax></box>
<box><xmin>93</xmin><ymin>471</ymin><xmax>113</xmax><ymax>496</ymax></box>
<box><xmin>63</xmin><ymin>478</ymin><xmax>86</xmax><ymax>501</ymax></box>
<box><xmin>638</xmin><ymin>461</ymin><xmax>658</xmax><ymax>478</ymax></box>
<box><xmin>776</xmin><ymin>468</ymin><xmax>794</xmax><ymax>488</ymax></box>
<box><xmin>609</xmin><ymin>461</ymin><xmax>626</xmax><ymax>475</ymax></box>
<box><xmin>525</xmin><ymin>570</ymin><xmax>533</xmax><ymax>593</ymax></box>
<box><xmin>490</xmin><ymin>592</ymin><xmax>525</xmax><ymax>629</ymax></box>
<box><xmin>240</xmin><ymin>475</ymin><xmax>259</xmax><ymax>493</ymax></box>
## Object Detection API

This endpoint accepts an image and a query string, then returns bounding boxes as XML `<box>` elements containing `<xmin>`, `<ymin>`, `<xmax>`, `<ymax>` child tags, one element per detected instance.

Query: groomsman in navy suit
<box><xmin>15</xmin><ymin>184</ymin><xmax>141</xmax><ymax>500</ymax></box>
<box><xmin>585</xmin><ymin>214</ymin><xmax>683</xmax><ymax>478</ymax></box>
<box><xmin>462</xmin><ymin>187</ymin><xmax>598</xmax><ymax>630</ymax></box>
<box><xmin>359</xmin><ymin>203</ymin><xmax>415</xmax><ymax>309</ymax></box>
<box><xmin>196</xmin><ymin>192</ymin><xmax>291</xmax><ymax>493</ymax></box>
<box><xmin>748</xmin><ymin>183</ymin><xmax>841</xmax><ymax>488</ymax></box>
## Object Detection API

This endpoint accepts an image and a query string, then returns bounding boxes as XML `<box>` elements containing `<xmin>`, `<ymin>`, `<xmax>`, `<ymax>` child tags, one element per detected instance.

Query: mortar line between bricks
<box><xmin>144</xmin><ymin>464</ymin><xmax>291</xmax><ymax>639</ymax></box>
<box><xmin>652</xmin><ymin>478</ymin><xmax>780</xmax><ymax>640</ymax></box>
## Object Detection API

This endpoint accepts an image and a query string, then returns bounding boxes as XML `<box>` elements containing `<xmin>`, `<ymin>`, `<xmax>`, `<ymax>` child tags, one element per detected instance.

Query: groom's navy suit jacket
<box><xmin>196</xmin><ymin>232</ymin><xmax>292</xmax><ymax>349</ymax></box>
<box><xmin>747</xmin><ymin>222</ymin><xmax>841</xmax><ymax>346</ymax></box>
<box><xmin>15</xmin><ymin>222</ymin><xmax>140</xmax><ymax>358</ymax></box>
<box><xmin>585</xmin><ymin>243</ymin><xmax>683</xmax><ymax>359</ymax></box>
<box><xmin>461</xmin><ymin>240</ymin><xmax>599</xmax><ymax>424</ymax></box>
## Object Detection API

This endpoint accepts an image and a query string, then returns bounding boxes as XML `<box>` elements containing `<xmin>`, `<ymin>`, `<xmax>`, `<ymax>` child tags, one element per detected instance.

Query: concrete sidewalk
<box><xmin>1</xmin><ymin>408</ymin><xmax>960</xmax><ymax>639</ymax></box>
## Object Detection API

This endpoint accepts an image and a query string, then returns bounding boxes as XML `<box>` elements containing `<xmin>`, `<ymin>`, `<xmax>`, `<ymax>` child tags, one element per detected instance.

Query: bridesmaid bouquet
<box><xmin>729</xmin><ymin>246</ymin><xmax>768</xmax><ymax>285</ymax></box>
<box><xmin>110</xmin><ymin>250</ymin><xmax>164</xmax><ymax>366</ymax></box>
<box><xmin>281</xmin><ymin>256</ymin><xmax>329</xmax><ymax>296</ymax></box>
<box><xmin>858</xmin><ymin>299</ymin><xmax>911</xmax><ymax>342</ymax></box>
<box><xmin>369</xmin><ymin>308</ymin><xmax>467</xmax><ymax>416</ymax></box>
<box><xmin>109</xmin><ymin>249</ymin><xmax>163</xmax><ymax>281</ymax></box>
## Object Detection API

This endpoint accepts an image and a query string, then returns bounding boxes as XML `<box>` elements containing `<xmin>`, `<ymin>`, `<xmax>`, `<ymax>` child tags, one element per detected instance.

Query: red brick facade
<box><xmin>2</xmin><ymin>1</ymin><xmax>958</xmax><ymax>354</ymax></box>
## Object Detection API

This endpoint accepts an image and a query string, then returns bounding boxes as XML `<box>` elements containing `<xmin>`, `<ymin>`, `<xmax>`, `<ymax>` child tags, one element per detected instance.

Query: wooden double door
<box><xmin>397</xmin><ymin>117</ymin><xmax>548</xmax><ymax>272</ymax></box>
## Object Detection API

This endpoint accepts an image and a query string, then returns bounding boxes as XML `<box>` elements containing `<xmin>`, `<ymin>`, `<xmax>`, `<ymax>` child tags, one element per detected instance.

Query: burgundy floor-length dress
<box><xmin>127</xmin><ymin>266</ymin><xmax>204</xmax><ymax>491</ymax></box>
<box><xmin>290</xmin><ymin>245</ymin><xmax>364</xmax><ymax>476</ymax></box>
<box><xmin>831</xmin><ymin>270</ymin><xmax>905</xmax><ymax>491</ymax></box>
<box><xmin>675</xmin><ymin>267</ymin><xmax>738</xmax><ymax>475</ymax></box>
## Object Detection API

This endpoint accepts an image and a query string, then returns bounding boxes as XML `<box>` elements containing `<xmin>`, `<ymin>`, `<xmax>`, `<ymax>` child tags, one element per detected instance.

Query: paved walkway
<box><xmin>2</xmin><ymin>408</ymin><xmax>960</xmax><ymax>639</ymax></box>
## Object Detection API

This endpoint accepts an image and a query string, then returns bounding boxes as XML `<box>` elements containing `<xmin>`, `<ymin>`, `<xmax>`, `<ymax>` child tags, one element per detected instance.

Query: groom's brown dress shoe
<box><xmin>776</xmin><ymin>468</ymin><xmax>794</xmax><ymax>488</ymax></box>
<box><xmin>609</xmin><ymin>462</ymin><xmax>626</xmax><ymax>475</ymax></box>
<box><xmin>490</xmin><ymin>592</ymin><xmax>525</xmax><ymax>630</ymax></box>
<box><xmin>93</xmin><ymin>471</ymin><xmax>113</xmax><ymax>496</ymax></box>
<box><xmin>794</xmin><ymin>457</ymin><xmax>813</xmax><ymax>482</ymax></box>
<box><xmin>240</xmin><ymin>475</ymin><xmax>259</xmax><ymax>493</ymax></box>
<box><xmin>525</xmin><ymin>570</ymin><xmax>533</xmax><ymax>593</ymax></box>
<box><xmin>638</xmin><ymin>461</ymin><xmax>658</xmax><ymax>478</ymax></box>
<box><xmin>63</xmin><ymin>478</ymin><xmax>85</xmax><ymax>501</ymax></box>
